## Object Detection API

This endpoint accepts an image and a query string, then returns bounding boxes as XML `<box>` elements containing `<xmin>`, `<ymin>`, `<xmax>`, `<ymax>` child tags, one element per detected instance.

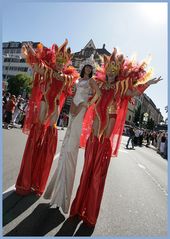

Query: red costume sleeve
<box><xmin>22</xmin><ymin>72</ymin><xmax>43</xmax><ymax>134</ymax></box>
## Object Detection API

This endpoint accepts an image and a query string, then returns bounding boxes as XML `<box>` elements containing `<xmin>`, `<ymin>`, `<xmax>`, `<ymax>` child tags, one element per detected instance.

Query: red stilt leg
<box><xmin>15</xmin><ymin>122</ymin><xmax>46</xmax><ymax>195</ymax></box>
<box><xmin>81</xmin><ymin>137</ymin><xmax>112</xmax><ymax>226</ymax></box>
<box><xmin>70</xmin><ymin>134</ymin><xmax>99</xmax><ymax>217</ymax></box>
<box><xmin>70</xmin><ymin>137</ymin><xmax>112</xmax><ymax>226</ymax></box>
<box><xmin>31</xmin><ymin>126</ymin><xmax>58</xmax><ymax>195</ymax></box>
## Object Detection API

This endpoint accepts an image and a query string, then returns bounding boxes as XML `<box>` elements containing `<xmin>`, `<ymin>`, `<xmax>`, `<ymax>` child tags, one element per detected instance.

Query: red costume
<box><xmin>15</xmin><ymin>40</ymin><xmax>79</xmax><ymax>196</ymax></box>
<box><xmin>70</xmin><ymin>50</ymin><xmax>153</xmax><ymax>226</ymax></box>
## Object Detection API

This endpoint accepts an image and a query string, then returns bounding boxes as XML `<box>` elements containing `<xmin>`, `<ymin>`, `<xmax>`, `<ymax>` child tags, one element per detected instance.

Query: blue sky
<box><xmin>2</xmin><ymin>1</ymin><xmax>168</xmax><ymax>120</ymax></box>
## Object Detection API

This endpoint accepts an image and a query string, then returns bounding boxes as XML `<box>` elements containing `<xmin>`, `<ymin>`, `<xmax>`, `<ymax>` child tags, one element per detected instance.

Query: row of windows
<box><xmin>3</xmin><ymin>41</ymin><xmax>37</xmax><ymax>49</ymax></box>
<box><xmin>3</xmin><ymin>49</ymin><xmax>21</xmax><ymax>54</ymax></box>
<box><xmin>3</xmin><ymin>58</ymin><xmax>26</xmax><ymax>63</ymax></box>
<box><xmin>3</xmin><ymin>42</ymin><xmax>21</xmax><ymax>48</ymax></box>
<box><xmin>3</xmin><ymin>43</ymin><xmax>9</xmax><ymax>48</ymax></box>
<box><xmin>3</xmin><ymin>66</ymin><xmax>28</xmax><ymax>72</ymax></box>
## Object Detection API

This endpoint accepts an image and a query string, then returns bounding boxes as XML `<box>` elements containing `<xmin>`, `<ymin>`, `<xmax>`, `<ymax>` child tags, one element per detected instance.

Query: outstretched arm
<box><xmin>147</xmin><ymin>76</ymin><xmax>163</xmax><ymax>86</ymax></box>
<box><xmin>22</xmin><ymin>43</ymin><xmax>46</xmax><ymax>75</ymax></box>
<box><xmin>125</xmin><ymin>76</ymin><xmax>163</xmax><ymax>97</ymax></box>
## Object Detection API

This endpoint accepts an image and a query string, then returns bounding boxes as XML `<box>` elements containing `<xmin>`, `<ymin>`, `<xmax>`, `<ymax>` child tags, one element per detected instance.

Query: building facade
<box><xmin>2</xmin><ymin>41</ymin><xmax>40</xmax><ymax>89</ymax></box>
<box><xmin>132</xmin><ymin>93</ymin><xmax>164</xmax><ymax>127</ymax></box>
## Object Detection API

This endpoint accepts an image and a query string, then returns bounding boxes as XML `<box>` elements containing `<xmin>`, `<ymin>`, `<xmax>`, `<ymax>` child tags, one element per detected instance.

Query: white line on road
<box><xmin>137</xmin><ymin>163</ymin><xmax>168</xmax><ymax>196</ymax></box>
<box><xmin>3</xmin><ymin>153</ymin><xmax>60</xmax><ymax>197</ymax></box>
<box><xmin>138</xmin><ymin>163</ymin><xmax>146</xmax><ymax>169</ymax></box>
<box><xmin>3</xmin><ymin>185</ymin><xmax>16</xmax><ymax>195</ymax></box>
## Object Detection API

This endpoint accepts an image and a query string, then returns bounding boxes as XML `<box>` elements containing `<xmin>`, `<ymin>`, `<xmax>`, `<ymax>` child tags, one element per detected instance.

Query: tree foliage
<box><xmin>7</xmin><ymin>73</ymin><xmax>33</xmax><ymax>97</ymax></box>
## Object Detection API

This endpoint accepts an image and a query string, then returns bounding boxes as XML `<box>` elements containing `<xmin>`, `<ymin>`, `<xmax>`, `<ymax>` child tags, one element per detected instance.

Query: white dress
<box><xmin>43</xmin><ymin>78</ymin><xmax>92</xmax><ymax>213</ymax></box>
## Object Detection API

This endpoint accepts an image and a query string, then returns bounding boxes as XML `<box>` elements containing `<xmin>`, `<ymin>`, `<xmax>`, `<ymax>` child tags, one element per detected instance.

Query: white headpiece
<box><xmin>79</xmin><ymin>54</ymin><xmax>98</xmax><ymax>73</ymax></box>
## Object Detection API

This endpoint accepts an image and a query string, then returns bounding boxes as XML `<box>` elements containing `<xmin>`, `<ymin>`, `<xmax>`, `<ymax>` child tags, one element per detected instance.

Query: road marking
<box><xmin>137</xmin><ymin>163</ymin><xmax>168</xmax><ymax>196</ymax></box>
<box><xmin>138</xmin><ymin>163</ymin><xmax>146</xmax><ymax>169</ymax></box>
<box><xmin>3</xmin><ymin>185</ymin><xmax>16</xmax><ymax>195</ymax></box>
<box><xmin>3</xmin><ymin>153</ymin><xmax>60</xmax><ymax>197</ymax></box>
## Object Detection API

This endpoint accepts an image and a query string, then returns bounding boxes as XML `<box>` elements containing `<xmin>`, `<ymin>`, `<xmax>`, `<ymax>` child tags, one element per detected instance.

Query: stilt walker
<box><xmin>15</xmin><ymin>40</ymin><xmax>78</xmax><ymax>196</ymax></box>
<box><xmin>70</xmin><ymin>48</ymin><xmax>163</xmax><ymax>226</ymax></box>
<box><xmin>44</xmin><ymin>56</ymin><xmax>101</xmax><ymax>213</ymax></box>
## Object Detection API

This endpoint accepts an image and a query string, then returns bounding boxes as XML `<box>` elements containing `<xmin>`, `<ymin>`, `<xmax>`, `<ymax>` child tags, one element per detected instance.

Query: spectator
<box><xmin>139</xmin><ymin>129</ymin><xmax>144</xmax><ymax>147</ymax></box>
<box><xmin>4</xmin><ymin>95</ymin><xmax>16</xmax><ymax>129</ymax></box>
<box><xmin>164</xmin><ymin>133</ymin><xmax>168</xmax><ymax>159</ymax></box>
<box><xmin>134</xmin><ymin>127</ymin><xmax>140</xmax><ymax>146</ymax></box>
<box><xmin>3</xmin><ymin>92</ymin><xmax>11</xmax><ymax>121</ymax></box>
<box><xmin>157</xmin><ymin>131</ymin><xmax>162</xmax><ymax>153</ymax></box>
<box><xmin>160</xmin><ymin>132</ymin><xmax>166</xmax><ymax>156</ymax></box>
<box><xmin>19</xmin><ymin>100</ymin><xmax>28</xmax><ymax>128</ymax></box>
<box><xmin>12</xmin><ymin>98</ymin><xmax>25</xmax><ymax>124</ymax></box>
<box><xmin>145</xmin><ymin>131</ymin><xmax>151</xmax><ymax>147</ymax></box>
<box><xmin>126</xmin><ymin>127</ymin><xmax>135</xmax><ymax>149</ymax></box>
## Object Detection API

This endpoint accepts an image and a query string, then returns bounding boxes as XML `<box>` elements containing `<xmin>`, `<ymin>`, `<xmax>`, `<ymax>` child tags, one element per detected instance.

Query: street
<box><xmin>3</xmin><ymin>128</ymin><xmax>168</xmax><ymax>236</ymax></box>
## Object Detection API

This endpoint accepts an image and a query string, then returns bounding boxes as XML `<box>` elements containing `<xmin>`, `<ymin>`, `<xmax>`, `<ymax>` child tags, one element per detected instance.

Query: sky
<box><xmin>2</xmin><ymin>1</ymin><xmax>168</xmax><ymax>120</ymax></box>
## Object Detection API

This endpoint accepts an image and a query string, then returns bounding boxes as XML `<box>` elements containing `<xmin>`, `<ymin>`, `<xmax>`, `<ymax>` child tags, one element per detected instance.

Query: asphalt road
<box><xmin>3</xmin><ymin>128</ymin><xmax>168</xmax><ymax>236</ymax></box>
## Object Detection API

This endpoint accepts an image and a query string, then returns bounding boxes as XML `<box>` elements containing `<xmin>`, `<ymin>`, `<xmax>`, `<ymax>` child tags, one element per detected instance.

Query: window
<box><xmin>9</xmin><ymin>42</ymin><xmax>20</xmax><ymax>48</ymax></box>
<box><xmin>20</xmin><ymin>58</ymin><xmax>26</xmax><ymax>63</ymax></box>
<box><xmin>3</xmin><ymin>49</ymin><xmax>9</xmax><ymax>54</ymax></box>
<box><xmin>3</xmin><ymin>43</ymin><xmax>9</xmax><ymax>48</ymax></box>
<box><xmin>128</xmin><ymin>115</ymin><xmax>131</xmax><ymax>121</ymax></box>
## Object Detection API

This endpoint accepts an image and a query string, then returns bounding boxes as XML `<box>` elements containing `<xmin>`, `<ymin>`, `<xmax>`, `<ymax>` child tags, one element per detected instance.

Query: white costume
<box><xmin>43</xmin><ymin>78</ymin><xmax>92</xmax><ymax>213</ymax></box>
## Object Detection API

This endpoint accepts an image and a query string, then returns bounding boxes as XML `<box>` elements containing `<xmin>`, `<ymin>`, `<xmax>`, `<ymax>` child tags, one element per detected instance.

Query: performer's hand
<box><xmin>21</xmin><ymin>44</ymin><xmax>28</xmax><ymax>57</ymax></box>
<box><xmin>149</xmin><ymin>76</ymin><xmax>163</xmax><ymax>85</ymax></box>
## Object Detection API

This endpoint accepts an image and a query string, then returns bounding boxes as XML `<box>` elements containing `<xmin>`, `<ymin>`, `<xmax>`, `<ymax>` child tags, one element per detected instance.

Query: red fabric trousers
<box><xmin>31</xmin><ymin>126</ymin><xmax>58</xmax><ymax>195</ymax></box>
<box><xmin>15</xmin><ymin>122</ymin><xmax>46</xmax><ymax>195</ymax></box>
<box><xmin>70</xmin><ymin>135</ymin><xmax>112</xmax><ymax>226</ymax></box>
<box><xmin>15</xmin><ymin>124</ymin><xmax>57</xmax><ymax>196</ymax></box>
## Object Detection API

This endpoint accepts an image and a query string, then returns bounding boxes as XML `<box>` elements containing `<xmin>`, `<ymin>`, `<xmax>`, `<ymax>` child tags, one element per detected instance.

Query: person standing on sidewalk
<box><xmin>4</xmin><ymin>95</ymin><xmax>16</xmax><ymax>129</ymax></box>
<box><xmin>126</xmin><ymin>126</ymin><xmax>135</xmax><ymax>149</ymax></box>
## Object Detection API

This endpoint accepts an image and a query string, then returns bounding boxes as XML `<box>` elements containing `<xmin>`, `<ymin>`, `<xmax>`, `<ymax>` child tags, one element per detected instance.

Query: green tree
<box><xmin>7</xmin><ymin>73</ymin><xmax>33</xmax><ymax>97</ymax></box>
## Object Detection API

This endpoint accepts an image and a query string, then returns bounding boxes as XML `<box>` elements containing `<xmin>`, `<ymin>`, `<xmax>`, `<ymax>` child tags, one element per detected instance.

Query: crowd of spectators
<box><xmin>124</xmin><ymin>125</ymin><xmax>168</xmax><ymax>159</ymax></box>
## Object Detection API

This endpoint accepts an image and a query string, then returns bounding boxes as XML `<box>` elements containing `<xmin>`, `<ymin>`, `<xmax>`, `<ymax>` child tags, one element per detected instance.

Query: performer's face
<box><xmin>107</xmin><ymin>71</ymin><xmax>117</xmax><ymax>82</ymax></box>
<box><xmin>84</xmin><ymin>65</ymin><xmax>93</xmax><ymax>76</ymax></box>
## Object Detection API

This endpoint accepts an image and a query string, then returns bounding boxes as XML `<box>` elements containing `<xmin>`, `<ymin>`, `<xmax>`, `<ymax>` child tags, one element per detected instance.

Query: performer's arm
<box><xmin>23</xmin><ymin>43</ymin><xmax>75</xmax><ymax>82</ymax></box>
<box><xmin>87</xmin><ymin>78</ymin><xmax>101</xmax><ymax>107</ymax></box>
<box><xmin>125</xmin><ymin>76</ymin><xmax>163</xmax><ymax>97</ymax></box>
<box><xmin>22</xmin><ymin>43</ymin><xmax>40</xmax><ymax>65</ymax></box>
